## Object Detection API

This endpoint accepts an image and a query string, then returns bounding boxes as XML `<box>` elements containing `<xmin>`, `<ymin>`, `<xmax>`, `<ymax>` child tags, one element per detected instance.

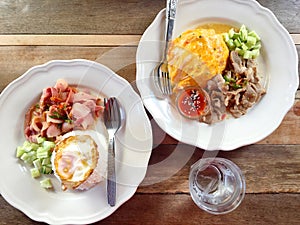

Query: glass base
<box><xmin>189</xmin><ymin>157</ymin><xmax>245</xmax><ymax>214</ymax></box>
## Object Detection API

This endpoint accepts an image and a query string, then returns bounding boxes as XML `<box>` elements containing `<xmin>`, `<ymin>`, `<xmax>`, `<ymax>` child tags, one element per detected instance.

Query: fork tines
<box><xmin>157</xmin><ymin>67</ymin><xmax>172</xmax><ymax>95</ymax></box>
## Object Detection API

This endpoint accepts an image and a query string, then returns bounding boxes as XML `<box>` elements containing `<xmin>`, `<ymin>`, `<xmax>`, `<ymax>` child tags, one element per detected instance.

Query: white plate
<box><xmin>136</xmin><ymin>0</ymin><xmax>298</xmax><ymax>150</ymax></box>
<box><xmin>0</xmin><ymin>59</ymin><xmax>153</xmax><ymax>224</ymax></box>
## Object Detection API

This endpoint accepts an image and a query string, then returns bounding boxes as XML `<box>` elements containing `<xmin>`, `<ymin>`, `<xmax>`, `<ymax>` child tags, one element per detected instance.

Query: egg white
<box><xmin>51</xmin><ymin>129</ymin><xmax>108</xmax><ymax>191</ymax></box>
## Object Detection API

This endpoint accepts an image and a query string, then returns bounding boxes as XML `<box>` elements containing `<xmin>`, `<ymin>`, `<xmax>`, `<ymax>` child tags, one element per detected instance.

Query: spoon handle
<box><xmin>107</xmin><ymin>136</ymin><xmax>116</xmax><ymax>207</ymax></box>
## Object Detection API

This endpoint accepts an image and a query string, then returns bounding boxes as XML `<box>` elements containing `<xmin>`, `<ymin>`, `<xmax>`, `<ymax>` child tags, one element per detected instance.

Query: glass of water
<box><xmin>189</xmin><ymin>157</ymin><xmax>245</xmax><ymax>214</ymax></box>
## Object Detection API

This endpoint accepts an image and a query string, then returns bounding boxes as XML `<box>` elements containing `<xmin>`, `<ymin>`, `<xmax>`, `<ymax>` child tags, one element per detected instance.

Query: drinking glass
<box><xmin>189</xmin><ymin>157</ymin><xmax>245</xmax><ymax>214</ymax></box>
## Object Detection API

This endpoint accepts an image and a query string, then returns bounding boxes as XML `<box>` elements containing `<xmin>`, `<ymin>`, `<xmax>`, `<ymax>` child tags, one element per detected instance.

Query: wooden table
<box><xmin>0</xmin><ymin>0</ymin><xmax>299</xmax><ymax>224</ymax></box>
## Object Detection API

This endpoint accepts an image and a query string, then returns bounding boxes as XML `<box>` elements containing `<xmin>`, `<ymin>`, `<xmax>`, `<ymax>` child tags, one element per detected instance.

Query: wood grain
<box><xmin>138</xmin><ymin>144</ymin><xmax>300</xmax><ymax>194</ymax></box>
<box><xmin>0</xmin><ymin>0</ymin><xmax>299</xmax><ymax>34</ymax></box>
<box><xmin>0</xmin><ymin>0</ymin><xmax>164</xmax><ymax>35</ymax></box>
<box><xmin>0</xmin><ymin>35</ymin><xmax>141</xmax><ymax>46</ymax></box>
<box><xmin>258</xmin><ymin>0</ymin><xmax>300</xmax><ymax>33</ymax></box>
<box><xmin>0</xmin><ymin>193</ymin><xmax>299</xmax><ymax>225</ymax></box>
<box><xmin>97</xmin><ymin>194</ymin><xmax>300</xmax><ymax>225</ymax></box>
<box><xmin>0</xmin><ymin>34</ymin><xmax>298</xmax><ymax>46</ymax></box>
<box><xmin>0</xmin><ymin>45</ymin><xmax>299</xmax><ymax>92</ymax></box>
<box><xmin>0</xmin><ymin>46</ymin><xmax>137</xmax><ymax>92</ymax></box>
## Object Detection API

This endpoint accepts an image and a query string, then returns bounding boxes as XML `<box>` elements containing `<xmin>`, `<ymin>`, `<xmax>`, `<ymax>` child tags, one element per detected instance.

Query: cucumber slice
<box><xmin>37</xmin><ymin>150</ymin><xmax>49</xmax><ymax>159</ymax></box>
<box><xmin>43</xmin><ymin>141</ymin><xmax>55</xmax><ymax>151</ymax></box>
<box><xmin>40</xmin><ymin>178</ymin><xmax>53</xmax><ymax>189</ymax></box>
<box><xmin>248</xmin><ymin>30</ymin><xmax>261</xmax><ymax>41</ymax></box>
<box><xmin>224</xmin><ymin>24</ymin><xmax>261</xmax><ymax>59</ymax></box>
<box><xmin>243</xmin><ymin>50</ymin><xmax>252</xmax><ymax>59</ymax></box>
<box><xmin>42</xmin><ymin>158</ymin><xmax>51</xmax><ymax>166</ymax></box>
<box><xmin>36</xmin><ymin>137</ymin><xmax>46</xmax><ymax>144</ymax></box>
<box><xmin>246</xmin><ymin>36</ymin><xmax>257</xmax><ymax>47</ymax></box>
<box><xmin>33</xmin><ymin>159</ymin><xmax>42</xmax><ymax>170</ymax></box>
<box><xmin>30</xmin><ymin>168</ymin><xmax>41</xmax><ymax>178</ymax></box>
<box><xmin>16</xmin><ymin>146</ymin><xmax>26</xmax><ymax>158</ymax></box>
<box><xmin>42</xmin><ymin>165</ymin><xmax>52</xmax><ymax>174</ymax></box>
<box><xmin>228</xmin><ymin>28</ymin><xmax>235</xmax><ymax>38</ymax></box>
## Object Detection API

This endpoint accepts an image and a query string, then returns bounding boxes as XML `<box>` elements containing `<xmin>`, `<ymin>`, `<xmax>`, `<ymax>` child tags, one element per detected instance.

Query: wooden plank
<box><xmin>0</xmin><ymin>0</ymin><xmax>164</xmax><ymax>35</ymax></box>
<box><xmin>0</xmin><ymin>46</ymin><xmax>137</xmax><ymax>92</ymax></box>
<box><xmin>257</xmin><ymin>0</ymin><xmax>300</xmax><ymax>33</ymax></box>
<box><xmin>0</xmin><ymin>35</ymin><xmax>141</xmax><ymax>46</ymax></box>
<box><xmin>0</xmin><ymin>45</ymin><xmax>298</xmax><ymax>91</ymax></box>
<box><xmin>292</xmin><ymin>34</ymin><xmax>300</xmax><ymax>44</ymax></box>
<box><xmin>0</xmin><ymin>0</ymin><xmax>299</xmax><ymax>34</ymax></box>
<box><xmin>258</xmin><ymin>100</ymin><xmax>300</xmax><ymax>144</ymax></box>
<box><xmin>96</xmin><ymin>194</ymin><xmax>300</xmax><ymax>225</ymax></box>
<box><xmin>0</xmin><ymin>43</ymin><xmax>298</xmax><ymax>93</ymax></box>
<box><xmin>0</xmin><ymin>193</ymin><xmax>299</xmax><ymax>225</ymax></box>
<box><xmin>138</xmin><ymin>144</ymin><xmax>300</xmax><ymax>194</ymax></box>
<box><xmin>0</xmin><ymin>34</ymin><xmax>298</xmax><ymax>46</ymax></box>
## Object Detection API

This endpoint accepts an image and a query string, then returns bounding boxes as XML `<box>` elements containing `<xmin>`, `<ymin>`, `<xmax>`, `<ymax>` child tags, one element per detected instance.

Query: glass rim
<box><xmin>189</xmin><ymin>157</ymin><xmax>246</xmax><ymax>215</ymax></box>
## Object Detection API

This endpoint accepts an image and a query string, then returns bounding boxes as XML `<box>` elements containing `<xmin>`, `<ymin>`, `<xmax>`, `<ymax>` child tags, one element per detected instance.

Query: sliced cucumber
<box><xmin>30</xmin><ymin>168</ymin><xmax>41</xmax><ymax>178</ymax></box>
<box><xmin>223</xmin><ymin>24</ymin><xmax>261</xmax><ymax>59</ymax></box>
<box><xmin>16</xmin><ymin>138</ymin><xmax>55</xmax><ymax>187</ymax></box>
<box><xmin>40</xmin><ymin>178</ymin><xmax>53</xmax><ymax>189</ymax></box>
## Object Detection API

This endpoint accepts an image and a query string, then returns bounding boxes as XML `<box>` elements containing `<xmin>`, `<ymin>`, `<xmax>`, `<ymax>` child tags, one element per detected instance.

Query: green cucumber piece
<box><xmin>30</xmin><ymin>168</ymin><xmax>41</xmax><ymax>178</ymax></box>
<box><xmin>42</xmin><ymin>158</ymin><xmax>51</xmax><ymax>166</ymax></box>
<box><xmin>36</xmin><ymin>137</ymin><xmax>46</xmax><ymax>144</ymax></box>
<box><xmin>40</xmin><ymin>178</ymin><xmax>53</xmax><ymax>189</ymax></box>
<box><xmin>33</xmin><ymin>159</ymin><xmax>42</xmax><ymax>170</ymax></box>
<box><xmin>42</xmin><ymin>165</ymin><xmax>52</xmax><ymax>174</ymax></box>
<box><xmin>16</xmin><ymin>146</ymin><xmax>26</xmax><ymax>158</ymax></box>
<box><xmin>248</xmin><ymin>30</ymin><xmax>261</xmax><ymax>41</ymax></box>
<box><xmin>42</xmin><ymin>141</ymin><xmax>55</xmax><ymax>151</ymax></box>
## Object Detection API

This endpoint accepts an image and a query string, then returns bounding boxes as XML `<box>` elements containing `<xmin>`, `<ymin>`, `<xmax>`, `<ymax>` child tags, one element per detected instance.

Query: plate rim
<box><xmin>136</xmin><ymin>0</ymin><xmax>299</xmax><ymax>151</ymax></box>
<box><xmin>0</xmin><ymin>59</ymin><xmax>153</xmax><ymax>224</ymax></box>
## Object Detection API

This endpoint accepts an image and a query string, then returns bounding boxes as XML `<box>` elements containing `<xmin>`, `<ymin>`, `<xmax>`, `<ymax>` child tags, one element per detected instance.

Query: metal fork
<box><xmin>104</xmin><ymin>97</ymin><xmax>122</xmax><ymax>207</ymax></box>
<box><xmin>156</xmin><ymin>62</ymin><xmax>172</xmax><ymax>95</ymax></box>
<box><xmin>155</xmin><ymin>0</ymin><xmax>178</xmax><ymax>95</ymax></box>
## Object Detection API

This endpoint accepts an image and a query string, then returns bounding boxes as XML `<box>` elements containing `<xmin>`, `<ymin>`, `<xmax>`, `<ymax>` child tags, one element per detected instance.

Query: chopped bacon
<box><xmin>25</xmin><ymin>126</ymin><xmax>38</xmax><ymax>142</ymax></box>
<box><xmin>73</xmin><ymin>92</ymin><xmax>97</xmax><ymax>103</ymax></box>
<box><xmin>65</xmin><ymin>88</ymin><xmax>74</xmax><ymax>104</ymax></box>
<box><xmin>72</xmin><ymin>103</ymin><xmax>91</xmax><ymax>119</ymax></box>
<box><xmin>54</xmin><ymin>78</ymin><xmax>68</xmax><ymax>92</ymax></box>
<box><xmin>46</xmin><ymin>124</ymin><xmax>62</xmax><ymax>138</ymax></box>
<box><xmin>40</xmin><ymin>121</ymin><xmax>50</xmax><ymax>137</ymax></box>
<box><xmin>46</xmin><ymin>113</ymin><xmax>64</xmax><ymax>124</ymax></box>
<box><xmin>61</xmin><ymin>122</ymin><xmax>74</xmax><ymax>133</ymax></box>
<box><xmin>75</xmin><ymin>113</ymin><xmax>94</xmax><ymax>130</ymax></box>
<box><xmin>24</xmin><ymin>79</ymin><xmax>103</xmax><ymax>142</ymax></box>
<box><xmin>30</xmin><ymin>116</ymin><xmax>43</xmax><ymax>132</ymax></box>
<box><xmin>82</xmin><ymin>100</ymin><xmax>104</xmax><ymax>117</ymax></box>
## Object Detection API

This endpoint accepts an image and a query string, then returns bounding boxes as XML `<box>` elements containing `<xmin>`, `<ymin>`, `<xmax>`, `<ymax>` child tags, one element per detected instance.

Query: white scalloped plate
<box><xmin>136</xmin><ymin>0</ymin><xmax>298</xmax><ymax>150</ymax></box>
<box><xmin>0</xmin><ymin>59</ymin><xmax>153</xmax><ymax>224</ymax></box>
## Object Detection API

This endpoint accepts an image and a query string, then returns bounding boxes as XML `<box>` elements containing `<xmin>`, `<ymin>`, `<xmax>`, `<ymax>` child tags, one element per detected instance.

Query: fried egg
<box><xmin>52</xmin><ymin>130</ymin><xmax>108</xmax><ymax>191</ymax></box>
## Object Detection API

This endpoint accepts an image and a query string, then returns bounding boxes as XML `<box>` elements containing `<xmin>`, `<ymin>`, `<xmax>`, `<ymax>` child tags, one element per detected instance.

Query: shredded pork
<box><xmin>198</xmin><ymin>51</ymin><xmax>266</xmax><ymax>123</ymax></box>
<box><xmin>201</xmin><ymin>74</ymin><xmax>227</xmax><ymax>124</ymax></box>
<box><xmin>221</xmin><ymin>51</ymin><xmax>266</xmax><ymax>118</ymax></box>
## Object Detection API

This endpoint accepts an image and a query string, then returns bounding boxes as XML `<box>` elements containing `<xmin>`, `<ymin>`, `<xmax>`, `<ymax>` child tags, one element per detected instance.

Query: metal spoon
<box><xmin>104</xmin><ymin>97</ymin><xmax>122</xmax><ymax>206</ymax></box>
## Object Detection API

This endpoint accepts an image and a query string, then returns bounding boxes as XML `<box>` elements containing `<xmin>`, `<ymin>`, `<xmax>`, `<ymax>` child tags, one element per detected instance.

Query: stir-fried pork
<box><xmin>222</xmin><ymin>51</ymin><xmax>266</xmax><ymax>118</ymax></box>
